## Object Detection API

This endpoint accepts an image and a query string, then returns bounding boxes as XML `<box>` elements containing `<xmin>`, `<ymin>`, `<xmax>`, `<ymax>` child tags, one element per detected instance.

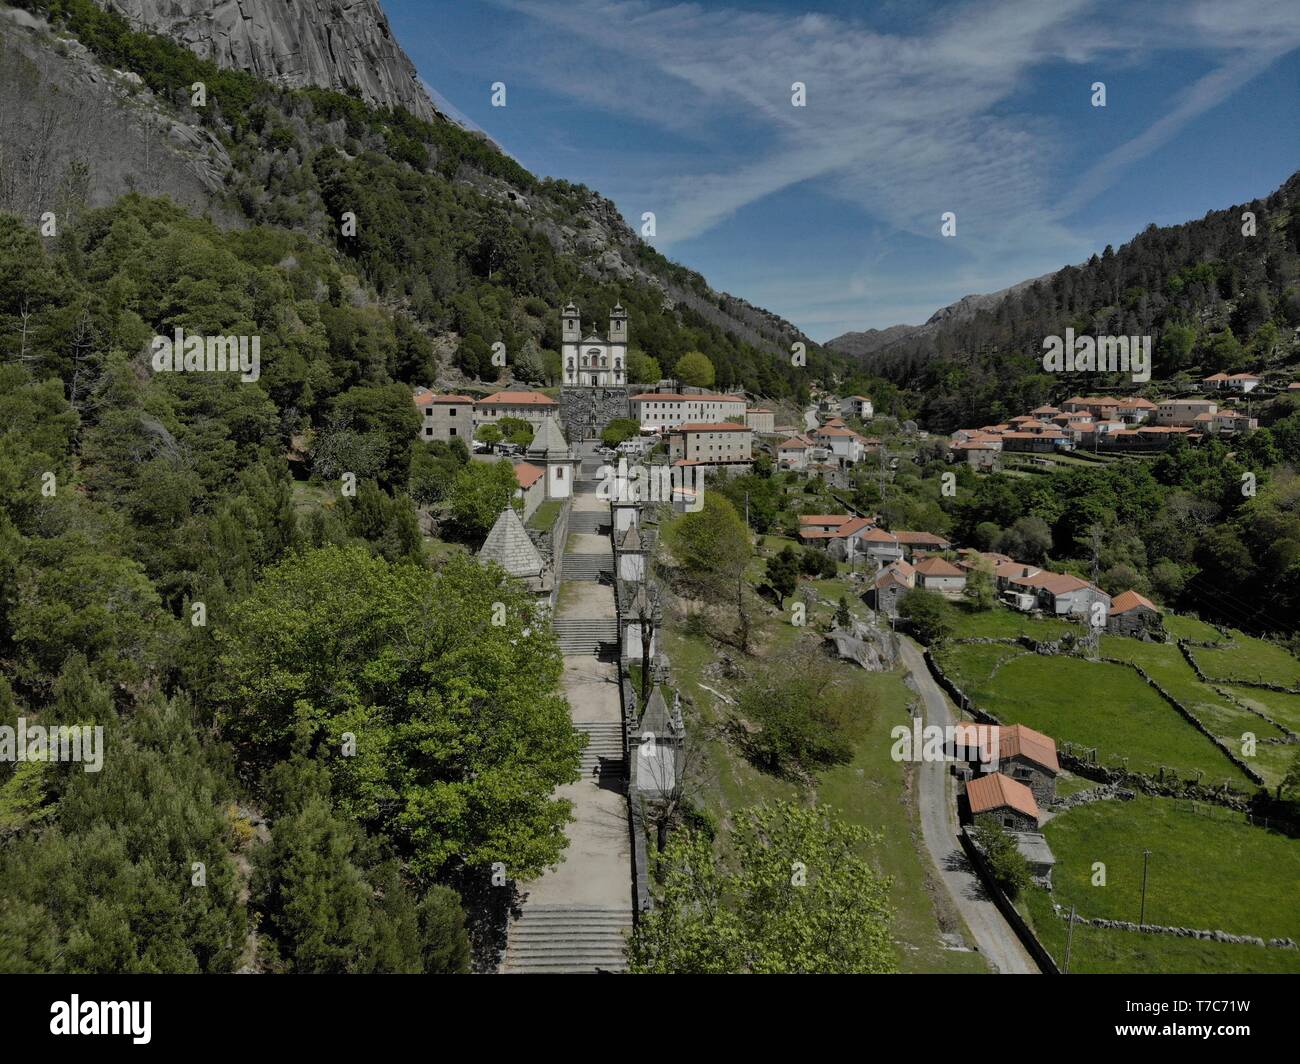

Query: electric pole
<box><xmin>1064</xmin><ymin>903</ymin><xmax>1077</xmax><ymax>973</ymax></box>
<box><xmin>1139</xmin><ymin>848</ymin><xmax>1152</xmax><ymax>928</ymax></box>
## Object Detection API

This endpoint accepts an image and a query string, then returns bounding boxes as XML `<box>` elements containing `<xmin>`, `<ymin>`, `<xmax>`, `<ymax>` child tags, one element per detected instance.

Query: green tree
<box><xmin>674</xmin><ymin>351</ymin><xmax>715</xmax><ymax>388</ymax></box>
<box><xmin>765</xmin><ymin>545</ymin><xmax>799</xmax><ymax>602</ymax></box>
<box><xmin>628</xmin><ymin>802</ymin><xmax>896</xmax><ymax>974</ymax></box>
<box><xmin>971</xmin><ymin>815</ymin><xmax>1032</xmax><ymax>900</ymax></box>
<box><xmin>735</xmin><ymin>647</ymin><xmax>864</xmax><ymax>774</ymax></box>
<box><xmin>600</xmin><ymin>418</ymin><xmax>641</xmax><ymax>448</ymax></box>
<box><xmin>474</xmin><ymin>422</ymin><xmax>503</xmax><ymax>452</ymax></box>
<box><xmin>446</xmin><ymin>459</ymin><xmax>518</xmax><ymax>541</ymax></box>
<box><xmin>964</xmin><ymin>558</ymin><xmax>997</xmax><ymax>610</ymax></box>
<box><xmin>897</xmin><ymin>587</ymin><xmax>953</xmax><ymax>644</ymax></box>
<box><xmin>215</xmin><ymin>546</ymin><xmax>583</xmax><ymax>878</ymax></box>
<box><xmin>496</xmin><ymin>416</ymin><xmax>534</xmax><ymax>447</ymax></box>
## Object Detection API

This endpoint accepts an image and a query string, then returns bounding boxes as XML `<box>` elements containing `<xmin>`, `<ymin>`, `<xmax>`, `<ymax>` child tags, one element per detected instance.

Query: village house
<box><xmin>965</xmin><ymin>772</ymin><xmax>1041</xmax><ymax>832</ymax></box>
<box><xmin>949</xmin><ymin>722</ymin><xmax>1060</xmax><ymax>806</ymax></box>
<box><xmin>512</xmin><ymin>461</ymin><xmax>546</xmax><ymax>520</ymax></box>
<box><xmin>870</xmin><ymin>558</ymin><xmax>915</xmax><ymax>616</ymax></box>
<box><xmin>745</xmin><ymin>407</ymin><xmax>775</xmax><ymax>433</ymax></box>
<box><xmin>474</xmin><ymin>390</ymin><xmax>560</xmax><ymax>429</ymax></box>
<box><xmin>1213</xmin><ymin>409</ymin><xmax>1258</xmax><ymax>434</ymax></box>
<box><xmin>1202</xmin><ymin>371</ymin><xmax>1261</xmax><ymax>393</ymax></box>
<box><xmin>630</xmin><ymin>391</ymin><xmax>747</xmax><ymax>430</ymax></box>
<box><xmin>999</xmin><ymin>429</ymin><xmax>1074</xmax><ymax>453</ymax></box>
<box><xmin>413</xmin><ymin>389</ymin><xmax>474</xmax><ymax>442</ymax></box>
<box><xmin>1155</xmin><ymin>398</ymin><xmax>1217</xmax><ymax>427</ymax></box>
<box><xmin>861</xmin><ymin>527</ymin><xmax>905</xmax><ymax>567</ymax></box>
<box><xmin>1007</xmin><ymin>569</ymin><xmax>1111</xmax><ymax>618</ymax></box>
<box><xmin>949</xmin><ymin>441</ymin><xmax>1001</xmax><ymax>470</ymax></box>
<box><xmin>893</xmin><ymin>530</ymin><xmax>953</xmax><ymax>559</ymax></box>
<box><xmin>798</xmin><ymin>514</ymin><xmax>877</xmax><ymax>561</ymax></box>
<box><xmin>912</xmin><ymin>555</ymin><xmax>967</xmax><ymax>597</ymax></box>
<box><xmin>667</xmin><ymin>422</ymin><xmax>753</xmax><ymax>468</ymax></box>
<box><xmin>840</xmin><ymin>395</ymin><xmax>874</xmax><ymax>419</ymax></box>
<box><xmin>812</xmin><ymin>424</ymin><xmax>870</xmax><ymax>465</ymax></box>
<box><xmin>1106</xmin><ymin>589</ymin><xmax>1164</xmax><ymax>639</ymax></box>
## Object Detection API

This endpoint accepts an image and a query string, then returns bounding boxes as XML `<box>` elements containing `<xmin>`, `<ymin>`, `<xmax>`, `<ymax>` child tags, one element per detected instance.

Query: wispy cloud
<box><xmin>472</xmin><ymin>0</ymin><xmax>1298</xmax><ymax>335</ymax></box>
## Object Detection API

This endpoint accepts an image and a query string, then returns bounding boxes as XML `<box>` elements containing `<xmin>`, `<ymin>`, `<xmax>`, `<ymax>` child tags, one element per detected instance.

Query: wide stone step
<box><xmin>501</xmin><ymin>906</ymin><xmax>633</xmax><ymax>973</ymax></box>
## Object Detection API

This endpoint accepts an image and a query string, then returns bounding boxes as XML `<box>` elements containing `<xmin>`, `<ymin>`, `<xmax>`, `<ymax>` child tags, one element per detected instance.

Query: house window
<box><xmin>425</xmin><ymin>427</ymin><xmax>433</xmax><ymax>436</ymax></box>
<box><xmin>449</xmin><ymin>427</ymin><xmax>457</xmax><ymax>436</ymax></box>
<box><xmin>425</xmin><ymin>407</ymin><xmax>432</xmax><ymax>415</ymax></box>
<box><xmin>1002</xmin><ymin>816</ymin><xmax>1015</xmax><ymax>829</ymax></box>
<box><xmin>449</xmin><ymin>408</ymin><xmax>457</xmax><ymax>416</ymax></box>
<box><xmin>556</xmin><ymin>467</ymin><xmax>564</xmax><ymax>480</ymax></box>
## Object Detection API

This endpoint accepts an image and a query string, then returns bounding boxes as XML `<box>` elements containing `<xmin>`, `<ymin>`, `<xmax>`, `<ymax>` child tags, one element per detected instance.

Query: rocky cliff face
<box><xmin>96</xmin><ymin>0</ymin><xmax>437</xmax><ymax>120</ymax></box>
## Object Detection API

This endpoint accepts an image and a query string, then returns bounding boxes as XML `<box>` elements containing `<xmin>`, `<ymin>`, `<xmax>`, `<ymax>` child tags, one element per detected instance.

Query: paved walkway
<box><xmin>899</xmin><ymin>636</ymin><xmax>1039</xmax><ymax>975</ymax></box>
<box><xmin>500</xmin><ymin>446</ymin><xmax>633</xmax><ymax>971</ymax></box>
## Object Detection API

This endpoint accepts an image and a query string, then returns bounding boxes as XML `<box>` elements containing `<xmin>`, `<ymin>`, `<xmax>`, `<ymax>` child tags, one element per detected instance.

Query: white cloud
<box><xmin>478</xmin><ymin>0</ymin><xmax>1299</xmax><ymax>331</ymax></box>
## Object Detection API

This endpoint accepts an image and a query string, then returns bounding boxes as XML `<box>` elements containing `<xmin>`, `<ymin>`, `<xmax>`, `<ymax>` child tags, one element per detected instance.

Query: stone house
<box><xmin>1106</xmin><ymin>589</ymin><xmax>1163</xmax><ymax>639</ymax></box>
<box><xmin>870</xmin><ymin>559</ymin><xmax>914</xmax><ymax>616</ymax></box>
<box><xmin>965</xmin><ymin>772</ymin><xmax>1040</xmax><ymax>832</ymax></box>
<box><xmin>413</xmin><ymin>389</ymin><xmax>474</xmax><ymax>442</ymax></box>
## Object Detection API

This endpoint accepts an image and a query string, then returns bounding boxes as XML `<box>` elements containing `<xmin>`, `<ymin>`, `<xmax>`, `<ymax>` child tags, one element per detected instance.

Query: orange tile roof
<box><xmin>478</xmin><ymin>390</ymin><xmax>557</xmax><ymax>406</ymax></box>
<box><xmin>998</xmin><ymin>724</ymin><xmax>1060</xmax><ymax>773</ymax></box>
<box><xmin>513</xmin><ymin>462</ymin><xmax>545</xmax><ymax>489</ymax></box>
<box><xmin>1110</xmin><ymin>589</ymin><xmax>1158</xmax><ymax>615</ymax></box>
<box><xmin>778</xmin><ymin>438</ymin><xmax>809</xmax><ymax>450</ymax></box>
<box><xmin>800</xmin><ymin>515</ymin><xmax>853</xmax><ymax>525</ymax></box>
<box><xmin>1020</xmin><ymin>571</ymin><xmax>1097</xmax><ymax>596</ymax></box>
<box><xmin>894</xmin><ymin>530</ymin><xmax>951</xmax><ymax>545</ymax></box>
<box><xmin>966</xmin><ymin>773</ymin><xmax>1040</xmax><ymax>821</ymax></box>
<box><xmin>862</xmin><ymin>528</ymin><xmax>899</xmax><ymax>543</ymax></box>
<box><xmin>914</xmin><ymin>556</ymin><xmax>964</xmax><ymax>577</ymax></box>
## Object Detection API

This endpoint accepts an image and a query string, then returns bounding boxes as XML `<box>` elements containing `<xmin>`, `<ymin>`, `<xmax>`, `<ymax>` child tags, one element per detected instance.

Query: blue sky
<box><xmin>387</xmin><ymin>0</ymin><xmax>1300</xmax><ymax>342</ymax></box>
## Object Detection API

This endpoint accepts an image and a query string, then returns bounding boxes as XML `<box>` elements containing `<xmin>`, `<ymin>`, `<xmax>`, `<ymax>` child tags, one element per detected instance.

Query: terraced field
<box><xmin>935</xmin><ymin>645</ymin><xmax>1252</xmax><ymax>786</ymax></box>
<box><xmin>1022</xmin><ymin>796</ymin><xmax>1300</xmax><ymax>974</ymax></box>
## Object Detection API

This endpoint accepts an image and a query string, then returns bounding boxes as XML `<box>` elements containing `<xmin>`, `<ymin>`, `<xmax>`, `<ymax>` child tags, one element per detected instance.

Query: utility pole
<box><xmin>1139</xmin><ymin>848</ymin><xmax>1152</xmax><ymax>928</ymax></box>
<box><xmin>1064</xmin><ymin>904</ymin><xmax>1077</xmax><ymax>973</ymax></box>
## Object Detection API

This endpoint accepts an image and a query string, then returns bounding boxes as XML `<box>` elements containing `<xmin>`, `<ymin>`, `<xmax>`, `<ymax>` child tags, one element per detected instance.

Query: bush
<box><xmin>971</xmin><ymin>815</ymin><xmax>1032</xmax><ymax>900</ymax></box>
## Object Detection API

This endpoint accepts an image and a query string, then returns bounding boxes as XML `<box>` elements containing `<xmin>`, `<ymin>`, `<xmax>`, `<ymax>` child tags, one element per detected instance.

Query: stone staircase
<box><xmin>500</xmin><ymin>905</ymin><xmax>633</xmax><ymax>973</ymax></box>
<box><xmin>559</xmin><ymin>388</ymin><xmax>630</xmax><ymax>443</ymax></box>
<box><xmin>574</xmin><ymin>720</ymin><xmax>626</xmax><ymax>777</ymax></box>
<box><xmin>552</xmin><ymin>617</ymin><xmax>619</xmax><ymax>654</ymax></box>
<box><xmin>568</xmin><ymin>510</ymin><xmax>609</xmax><ymax>535</ymax></box>
<box><xmin>563</xmin><ymin>552</ymin><xmax>613</xmax><ymax>581</ymax></box>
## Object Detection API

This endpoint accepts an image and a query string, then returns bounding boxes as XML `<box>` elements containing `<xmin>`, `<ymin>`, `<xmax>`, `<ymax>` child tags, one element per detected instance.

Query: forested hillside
<box><xmin>5</xmin><ymin>0</ymin><xmax>846</xmax><ymax>398</ymax></box>
<box><xmin>844</xmin><ymin>173</ymin><xmax>1300</xmax><ymax>431</ymax></box>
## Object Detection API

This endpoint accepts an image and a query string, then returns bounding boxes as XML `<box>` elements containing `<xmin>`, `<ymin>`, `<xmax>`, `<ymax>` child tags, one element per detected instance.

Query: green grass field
<box><xmin>1023</xmin><ymin>886</ymin><xmax>1300</xmax><ymax>974</ymax></box>
<box><xmin>1041</xmin><ymin>797</ymin><xmax>1300</xmax><ymax>951</ymax></box>
<box><xmin>1100</xmin><ymin>637</ymin><xmax>1287</xmax><ymax>789</ymax></box>
<box><xmin>946</xmin><ymin>603</ymin><xmax>1078</xmax><ymax>641</ymax></box>
<box><xmin>1223</xmin><ymin>685</ymin><xmax>1300</xmax><ymax>734</ymax></box>
<box><xmin>936</xmin><ymin>648</ymin><xmax>1252</xmax><ymax>786</ymax></box>
<box><xmin>1190</xmin><ymin>633</ymin><xmax>1300</xmax><ymax>688</ymax></box>
<box><xmin>1162</xmin><ymin>614</ymin><xmax>1226</xmax><ymax>644</ymax></box>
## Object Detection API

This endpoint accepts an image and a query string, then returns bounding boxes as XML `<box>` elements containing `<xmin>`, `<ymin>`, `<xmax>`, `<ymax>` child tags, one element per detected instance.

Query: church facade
<box><xmin>562</xmin><ymin>302</ymin><xmax>627</xmax><ymax>388</ymax></box>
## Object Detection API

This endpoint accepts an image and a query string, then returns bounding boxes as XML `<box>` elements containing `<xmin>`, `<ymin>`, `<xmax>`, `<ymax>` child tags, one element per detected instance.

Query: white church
<box><xmin>562</xmin><ymin>302</ymin><xmax>627</xmax><ymax>388</ymax></box>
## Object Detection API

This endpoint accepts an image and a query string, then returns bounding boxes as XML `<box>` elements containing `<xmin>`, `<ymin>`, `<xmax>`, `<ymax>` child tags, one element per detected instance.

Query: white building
<box><xmin>667</xmin><ymin>422</ymin><xmax>753</xmax><ymax>466</ymax></box>
<box><xmin>562</xmin><ymin>302</ymin><xmax>627</xmax><ymax>388</ymax></box>
<box><xmin>474</xmin><ymin>390</ymin><xmax>559</xmax><ymax>429</ymax></box>
<box><xmin>630</xmin><ymin>391</ymin><xmax>747</xmax><ymax>430</ymax></box>
<box><xmin>840</xmin><ymin>395</ymin><xmax>874</xmax><ymax>419</ymax></box>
